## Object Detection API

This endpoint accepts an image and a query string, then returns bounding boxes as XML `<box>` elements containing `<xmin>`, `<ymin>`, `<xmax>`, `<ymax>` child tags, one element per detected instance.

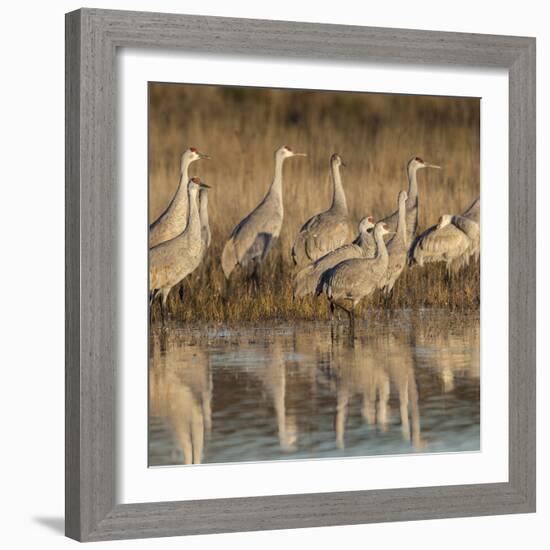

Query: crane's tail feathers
<box><xmin>315</xmin><ymin>276</ymin><xmax>331</xmax><ymax>299</ymax></box>
<box><xmin>221</xmin><ymin>240</ymin><xmax>238</xmax><ymax>279</ymax></box>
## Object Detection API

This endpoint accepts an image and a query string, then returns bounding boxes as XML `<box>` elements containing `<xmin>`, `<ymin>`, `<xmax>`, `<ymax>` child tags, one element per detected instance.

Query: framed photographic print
<box><xmin>65</xmin><ymin>8</ymin><xmax>536</xmax><ymax>542</ymax></box>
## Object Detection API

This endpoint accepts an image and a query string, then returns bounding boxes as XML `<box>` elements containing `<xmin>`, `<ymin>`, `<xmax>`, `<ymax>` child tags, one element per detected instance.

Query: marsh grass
<box><xmin>149</xmin><ymin>84</ymin><xmax>480</xmax><ymax>323</ymax></box>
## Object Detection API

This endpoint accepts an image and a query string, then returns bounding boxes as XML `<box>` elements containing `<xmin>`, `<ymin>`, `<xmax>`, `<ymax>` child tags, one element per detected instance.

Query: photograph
<box><xmin>148</xmin><ymin>82</ymin><xmax>481</xmax><ymax>466</ymax></box>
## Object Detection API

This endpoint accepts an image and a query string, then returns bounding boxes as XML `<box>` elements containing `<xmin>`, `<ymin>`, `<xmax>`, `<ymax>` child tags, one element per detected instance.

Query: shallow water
<box><xmin>149</xmin><ymin>311</ymin><xmax>479</xmax><ymax>466</ymax></box>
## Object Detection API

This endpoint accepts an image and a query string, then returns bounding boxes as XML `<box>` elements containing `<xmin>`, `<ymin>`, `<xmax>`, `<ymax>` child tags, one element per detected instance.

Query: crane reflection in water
<box><xmin>148</xmin><ymin>311</ymin><xmax>479</xmax><ymax>466</ymax></box>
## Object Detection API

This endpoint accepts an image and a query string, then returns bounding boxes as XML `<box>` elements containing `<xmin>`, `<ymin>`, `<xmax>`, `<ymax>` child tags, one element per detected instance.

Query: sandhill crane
<box><xmin>380</xmin><ymin>190</ymin><xmax>409</xmax><ymax>294</ymax></box>
<box><xmin>291</xmin><ymin>153</ymin><xmax>352</xmax><ymax>267</ymax></box>
<box><xmin>409</xmin><ymin>213</ymin><xmax>479</xmax><ymax>273</ymax></box>
<box><xmin>381</xmin><ymin>156</ymin><xmax>440</xmax><ymax>245</ymax></box>
<box><xmin>221</xmin><ymin>145</ymin><xmax>306</xmax><ymax>279</ymax></box>
<box><xmin>149</xmin><ymin>147</ymin><xmax>210</xmax><ymax>248</ymax></box>
<box><xmin>150</xmin><ymin>177</ymin><xmax>210</xmax><ymax>323</ymax></box>
<box><xmin>317</xmin><ymin>222</ymin><xmax>391</xmax><ymax>330</ymax></box>
<box><xmin>293</xmin><ymin>215</ymin><xmax>375</xmax><ymax>299</ymax></box>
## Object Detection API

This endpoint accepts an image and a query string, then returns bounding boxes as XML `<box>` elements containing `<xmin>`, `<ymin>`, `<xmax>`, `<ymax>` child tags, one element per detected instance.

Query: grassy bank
<box><xmin>150</xmin><ymin>243</ymin><xmax>480</xmax><ymax>324</ymax></box>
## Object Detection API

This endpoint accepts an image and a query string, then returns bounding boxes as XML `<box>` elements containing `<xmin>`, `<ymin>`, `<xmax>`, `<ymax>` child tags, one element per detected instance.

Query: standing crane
<box><xmin>317</xmin><ymin>222</ymin><xmax>392</xmax><ymax>331</ymax></box>
<box><xmin>408</xmin><ymin>211</ymin><xmax>479</xmax><ymax>273</ymax></box>
<box><xmin>150</xmin><ymin>177</ymin><xmax>211</xmax><ymax>324</ymax></box>
<box><xmin>221</xmin><ymin>145</ymin><xmax>306</xmax><ymax>279</ymax></box>
<box><xmin>380</xmin><ymin>190</ymin><xmax>409</xmax><ymax>294</ymax></box>
<box><xmin>149</xmin><ymin>147</ymin><xmax>210</xmax><ymax>248</ymax></box>
<box><xmin>292</xmin><ymin>215</ymin><xmax>375</xmax><ymax>299</ymax></box>
<box><xmin>381</xmin><ymin>156</ymin><xmax>440</xmax><ymax>245</ymax></box>
<box><xmin>291</xmin><ymin>153</ymin><xmax>352</xmax><ymax>267</ymax></box>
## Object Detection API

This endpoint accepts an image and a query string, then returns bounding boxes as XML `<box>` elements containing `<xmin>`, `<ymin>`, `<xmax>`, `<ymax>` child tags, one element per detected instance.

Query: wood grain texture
<box><xmin>65</xmin><ymin>10</ymin><xmax>81</xmax><ymax>541</ymax></box>
<box><xmin>65</xmin><ymin>8</ymin><xmax>536</xmax><ymax>542</ymax></box>
<box><xmin>66</xmin><ymin>8</ymin><xmax>117</xmax><ymax>540</ymax></box>
<box><xmin>83</xmin><ymin>8</ymin><xmax>532</xmax><ymax>67</ymax></box>
<box><xmin>507</xmin><ymin>39</ymin><xmax>536</xmax><ymax>509</ymax></box>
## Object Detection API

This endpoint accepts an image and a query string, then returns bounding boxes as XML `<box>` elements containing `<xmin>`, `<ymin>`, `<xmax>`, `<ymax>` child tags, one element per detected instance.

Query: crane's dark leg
<box><xmin>383</xmin><ymin>288</ymin><xmax>393</xmax><ymax>309</ymax></box>
<box><xmin>179</xmin><ymin>283</ymin><xmax>185</xmax><ymax>303</ymax></box>
<box><xmin>341</xmin><ymin>307</ymin><xmax>355</xmax><ymax>346</ymax></box>
<box><xmin>250</xmin><ymin>260</ymin><xmax>261</xmax><ymax>290</ymax></box>
<box><xmin>333</xmin><ymin>301</ymin><xmax>354</xmax><ymax>337</ymax></box>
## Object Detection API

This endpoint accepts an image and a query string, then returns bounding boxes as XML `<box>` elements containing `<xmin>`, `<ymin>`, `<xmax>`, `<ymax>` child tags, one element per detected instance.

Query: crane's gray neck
<box><xmin>181</xmin><ymin>156</ymin><xmax>192</xmax><ymax>182</ymax></box>
<box><xmin>397</xmin><ymin>198</ymin><xmax>407</xmax><ymax>243</ymax></box>
<box><xmin>199</xmin><ymin>190</ymin><xmax>209</xmax><ymax>228</ymax></box>
<box><xmin>267</xmin><ymin>154</ymin><xmax>285</xmax><ymax>202</ymax></box>
<box><xmin>406</xmin><ymin>163</ymin><xmax>419</xmax><ymax>209</ymax></box>
<box><xmin>374</xmin><ymin>230</ymin><xmax>389</xmax><ymax>262</ymax></box>
<box><xmin>330</xmin><ymin>161</ymin><xmax>348</xmax><ymax>213</ymax></box>
<box><xmin>174</xmin><ymin>158</ymin><xmax>193</xmax><ymax>205</ymax></box>
<box><xmin>186</xmin><ymin>187</ymin><xmax>201</xmax><ymax>239</ymax></box>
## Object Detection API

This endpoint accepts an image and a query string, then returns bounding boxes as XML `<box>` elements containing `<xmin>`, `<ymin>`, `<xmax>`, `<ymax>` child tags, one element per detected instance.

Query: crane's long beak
<box><xmin>293</xmin><ymin>152</ymin><xmax>307</xmax><ymax>157</ymax></box>
<box><xmin>425</xmin><ymin>162</ymin><xmax>441</xmax><ymax>169</ymax></box>
<box><xmin>199</xmin><ymin>153</ymin><xmax>211</xmax><ymax>160</ymax></box>
<box><xmin>199</xmin><ymin>182</ymin><xmax>211</xmax><ymax>189</ymax></box>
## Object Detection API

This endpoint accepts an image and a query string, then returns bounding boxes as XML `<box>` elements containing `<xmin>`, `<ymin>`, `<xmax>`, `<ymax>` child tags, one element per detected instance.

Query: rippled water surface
<box><xmin>149</xmin><ymin>311</ymin><xmax>479</xmax><ymax>466</ymax></box>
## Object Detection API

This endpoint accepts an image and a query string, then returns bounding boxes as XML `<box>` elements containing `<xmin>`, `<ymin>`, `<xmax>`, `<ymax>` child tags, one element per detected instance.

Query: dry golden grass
<box><xmin>149</xmin><ymin>84</ymin><xmax>480</xmax><ymax>323</ymax></box>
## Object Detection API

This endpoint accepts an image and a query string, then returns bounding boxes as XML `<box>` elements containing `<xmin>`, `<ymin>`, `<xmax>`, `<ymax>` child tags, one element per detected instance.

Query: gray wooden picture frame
<box><xmin>65</xmin><ymin>8</ymin><xmax>536</xmax><ymax>542</ymax></box>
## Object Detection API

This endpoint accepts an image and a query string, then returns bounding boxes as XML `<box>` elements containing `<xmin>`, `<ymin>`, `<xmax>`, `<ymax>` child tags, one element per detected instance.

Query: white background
<box><xmin>0</xmin><ymin>1</ymin><xmax>546</xmax><ymax>549</ymax></box>
<box><xmin>119</xmin><ymin>51</ymin><xmax>509</xmax><ymax>503</ymax></box>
